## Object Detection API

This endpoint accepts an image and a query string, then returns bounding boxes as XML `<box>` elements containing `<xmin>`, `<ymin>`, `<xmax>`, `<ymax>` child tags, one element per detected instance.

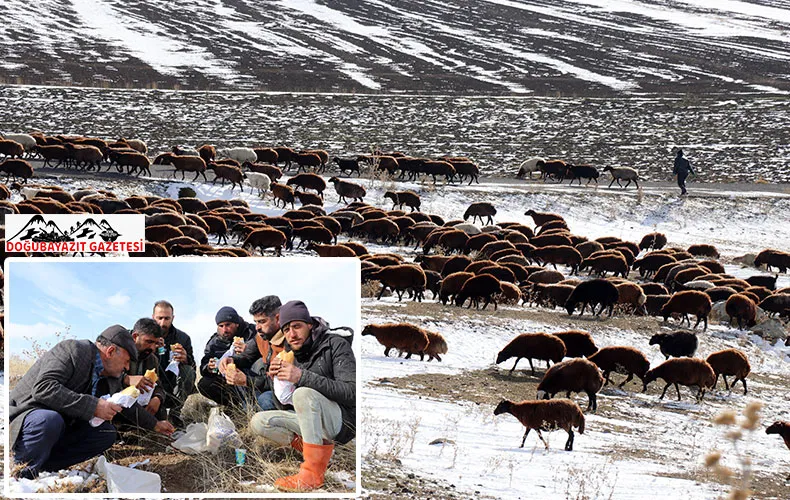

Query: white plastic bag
<box><xmin>172</xmin><ymin>423</ymin><xmax>209</xmax><ymax>454</ymax></box>
<box><xmin>136</xmin><ymin>383</ymin><xmax>157</xmax><ymax>407</ymax></box>
<box><xmin>95</xmin><ymin>456</ymin><xmax>161</xmax><ymax>493</ymax></box>
<box><xmin>206</xmin><ymin>407</ymin><xmax>242</xmax><ymax>452</ymax></box>
<box><xmin>273</xmin><ymin>377</ymin><xmax>296</xmax><ymax>405</ymax></box>
<box><xmin>89</xmin><ymin>391</ymin><xmax>138</xmax><ymax>427</ymax></box>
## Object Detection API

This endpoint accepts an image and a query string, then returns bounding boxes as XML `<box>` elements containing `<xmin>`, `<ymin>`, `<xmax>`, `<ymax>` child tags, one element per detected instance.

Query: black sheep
<box><xmin>565</xmin><ymin>279</ymin><xmax>619</xmax><ymax>317</ymax></box>
<box><xmin>649</xmin><ymin>331</ymin><xmax>698</xmax><ymax>359</ymax></box>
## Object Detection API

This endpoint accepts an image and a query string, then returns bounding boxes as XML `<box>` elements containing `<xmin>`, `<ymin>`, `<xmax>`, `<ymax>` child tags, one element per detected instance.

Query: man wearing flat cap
<box><xmin>9</xmin><ymin>325</ymin><xmax>137</xmax><ymax>479</ymax></box>
<box><xmin>250</xmin><ymin>300</ymin><xmax>356</xmax><ymax>492</ymax></box>
<box><xmin>197</xmin><ymin>306</ymin><xmax>256</xmax><ymax>407</ymax></box>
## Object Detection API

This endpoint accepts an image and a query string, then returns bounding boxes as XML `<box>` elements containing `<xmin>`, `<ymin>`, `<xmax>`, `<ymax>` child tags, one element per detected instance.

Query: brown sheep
<box><xmin>247</xmin><ymin>162</ymin><xmax>283</xmax><ymax>182</ymax></box>
<box><xmin>496</xmin><ymin>332</ymin><xmax>566</xmax><ymax>375</ymax></box>
<box><xmin>340</xmin><ymin>241</ymin><xmax>368</xmax><ymax>256</ymax></box>
<box><xmin>633</xmin><ymin>253</ymin><xmax>677</xmax><ymax>278</ymax></box>
<box><xmin>466</xmin><ymin>233</ymin><xmax>498</xmax><ymax>253</ymax></box>
<box><xmin>0</xmin><ymin>140</ymin><xmax>25</xmax><ymax>159</ymax></box>
<box><xmin>208</xmin><ymin>162</ymin><xmax>245</xmax><ymax>190</ymax></box>
<box><xmin>530</xmin><ymin>283</ymin><xmax>575</xmax><ymax>309</ymax></box>
<box><xmin>477</xmin><ymin>265</ymin><xmax>516</xmax><ymax>283</ymax></box>
<box><xmin>641</xmin><ymin>283</ymin><xmax>669</xmax><ymax>296</ymax></box>
<box><xmin>532</xmin><ymin>245</ymin><xmax>583</xmax><ymax>274</ymax></box>
<box><xmin>271</xmin><ymin>182</ymin><xmax>296</xmax><ymax>209</ymax></box>
<box><xmin>463</xmin><ymin>202</ymin><xmax>496</xmax><ymax>225</ymax></box>
<box><xmin>454</xmin><ymin>273</ymin><xmax>503</xmax><ymax>310</ymax></box>
<box><xmin>754</xmin><ymin>249</ymin><xmax>790</xmax><ymax>273</ymax></box>
<box><xmin>530</xmin><ymin>233</ymin><xmax>573</xmax><ymax>248</ymax></box>
<box><xmin>423</xmin><ymin>330</ymin><xmax>449</xmax><ymax>362</ymax></box>
<box><xmin>305</xmin><ymin>242</ymin><xmax>357</xmax><ymax>257</ymax></box>
<box><xmin>328</xmin><ymin>176</ymin><xmax>366</xmax><ymax>203</ymax></box>
<box><xmin>639</xmin><ymin>232</ymin><xmax>668</xmax><ymax>251</ymax></box>
<box><xmin>759</xmin><ymin>293</ymin><xmax>790</xmax><ymax>318</ymax></box>
<box><xmin>579</xmin><ymin>253</ymin><xmax>629</xmax><ymax>278</ymax></box>
<box><xmin>438</xmin><ymin>230</ymin><xmax>470</xmax><ymax>254</ymax></box>
<box><xmin>765</xmin><ymin>421</ymin><xmax>790</xmax><ymax>453</ymax></box>
<box><xmin>705</xmin><ymin>286</ymin><xmax>738</xmax><ymax>303</ymax></box>
<box><xmin>384</xmin><ymin>190</ymin><xmax>421</xmax><ymax>212</ymax></box>
<box><xmin>145</xmin><ymin>224</ymin><xmax>184</xmax><ymax>244</ymax></box>
<box><xmin>551</xmin><ymin>330</ymin><xmax>598</xmax><ymax>358</ymax></box>
<box><xmin>292</xmin><ymin>152</ymin><xmax>323</xmax><ymax>174</ymax></box>
<box><xmin>0</xmin><ymin>159</ymin><xmax>34</xmax><ymax>183</ymax></box>
<box><xmin>565</xmin><ymin>279</ymin><xmax>620</xmax><ymax>317</ymax></box>
<box><xmin>361</xmin><ymin>323</ymin><xmax>429</xmax><ymax>358</ymax></box>
<box><xmin>368</xmin><ymin>264</ymin><xmax>427</xmax><ymax>302</ymax></box>
<box><xmin>661</xmin><ymin>290</ymin><xmax>712</xmax><ymax>329</ymax></box>
<box><xmin>242</xmin><ymin>228</ymin><xmax>288</xmax><ymax>256</ymax></box>
<box><xmin>725</xmin><ymin>294</ymin><xmax>757</xmax><ymax>330</ymax></box>
<box><xmin>687</xmin><ymin>244</ymin><xmax>720</xmax><ymax>258</ymax></box>
<box><xmin>115</xmin><ymin>152</ymin><xmax>151</xmax><ymax>176</ymax></box>
<box><xmin>439</xmin><ymin>271</ymin><xmax>474</xmax><ymax>305</ymax></box>
<box><xmin>421</xmin><ymin>160</ymin><xmax>456</xmax><ymax>184</ymax></box>
<box><xmin>498</xmin><ymin>281</ymin><xmax>523</xmax><ymax>305</ymax></box>
<box><xmin>587</xmin><ymin>346</ymin><xmax>650</xmax><ymax>388</ymax></box>
<box><xmin>35</xmin><ymin>145</ymin><xmax>68</xmax><ymax>168</ymax></box>
<box><xmin>254</xmin><ymin>148</ymin><xmax>278</xmax><ymax>164</ymax></box>
<box><xmin>362</xmin><ymin>254</ymin><xmax>402</xmax><ymax>267</ymax></box>
<box><xmin>286</xmin><ymin>172</ymin><xmax>326</xmax><ymax>198</ymax></box>
<box><xmin>415</xmin><ymin>254</ymin><xmax>451</xmax><ymax>273</ymax></box>
<box><xmin>293</xmin><ymin>226</ymin><xmax>333</xmax><ymax>248</ymax></box>
<box><xmin>525</xmin><ymin>269</ymin><xmax>565</xmax><ymax>285</ymax></box>
<box><xmin>479</xmin><ymin>240</ymin><xmax>516</xmax><ymax>259</ymax></box>
<box><xmin>272</xmin><ymin>146</ymin><xmax>296</xmax><ymax>168</ymax></box>
<box><xmin>179</xmin><ymin>225</ymin><xmax>209</xmax><ymax>245</ymax></box>
<box><xmin>295</xmin><ymin>191</ymin><xmax>323</xmax><ymax>207</ymax></box>
<box><xmin>157</xmin><ymin>153</ymin><xmax>208</xmax><ymax>181</ymax></box>
<box><xmin>494</xmin><ymin>399</ymin><xmax>585</xmax><ymax>451</ymax></box>
<box><xmin>615</xmin><ymin>282</ymin><xmax>647</xmax><ymax>314</ymax></box>
<box><xmin>352</xmin><ymin>218</ymin><xmax>400</xmax><ymax>244</ymax></box>
<box><xmin>575</xmin><ymin>240</ymin><xmax>605</xmax><ymax>259</ymax></box>
<box><xmin>524</xmin><ymin>209</ymin><xmax>564</xmax><ymax>228</ymax></box>
<box><xmin>643</xmin><ymin>358</ymin><xmax>716</xmax><ymax>401</ymax></box>
<box><xmin>537</xmin><ymin>358</ymin><xmax>604</xmax><ymax>412</ymax></box>
<box><xmin>705</xmin><ymin>349</ymin><xmax>750</xmax><ymax>394</ymax></box>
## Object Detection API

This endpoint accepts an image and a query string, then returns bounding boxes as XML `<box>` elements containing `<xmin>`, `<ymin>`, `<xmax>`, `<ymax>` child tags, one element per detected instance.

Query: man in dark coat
<box><xmin>122</xmin><ymin>318</ymin><xmax>171</xmax><ymax>424</ymax></box>
<box><xmin>9</xmin><ymin>325</ymin><xmax>137</xmax><ymax>479</ymax></box>
<box><xmin>250</xmin><ymin>300</ymin><xmax>355</xmax><ymax>492</ymax></box>
<box><xmin>197</xmin><ymin>306</ymin><xmax>256</xmax><ymax>407</ymax></box>
<box><xmin>221</xmin><ymin>295</ymin><xmax>284</xmax><ymax>411</ymax></box>
<box><xmin>673</xmin><ymin>149</ymin><xmax>696</xmax><ymax>196</ymax></box>
<box><xmin>152</xmin><ymin>300</ymin><xmax>196</xmax><ymax>425</ymax></box>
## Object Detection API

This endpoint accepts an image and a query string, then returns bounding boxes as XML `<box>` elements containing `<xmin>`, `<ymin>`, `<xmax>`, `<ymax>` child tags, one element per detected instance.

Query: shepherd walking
<box><xmin>673</xmin><ymin>149</ymin><xmax>696</xmax><ymax>196</ymax></box>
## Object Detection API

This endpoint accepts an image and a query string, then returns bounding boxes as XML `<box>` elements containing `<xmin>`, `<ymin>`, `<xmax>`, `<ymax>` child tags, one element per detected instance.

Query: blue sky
<box><xmin>6</xmin><ymin>258</ymin><xmax>360</xmax><ymax>360</ymax></box>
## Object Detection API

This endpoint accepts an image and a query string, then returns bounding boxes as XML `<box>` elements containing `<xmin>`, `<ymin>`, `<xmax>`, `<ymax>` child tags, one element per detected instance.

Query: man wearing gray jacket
<box><xmin>10</xmin><ymin>325</ymin><xmax>137</xmax><ymax>479</ymax></box>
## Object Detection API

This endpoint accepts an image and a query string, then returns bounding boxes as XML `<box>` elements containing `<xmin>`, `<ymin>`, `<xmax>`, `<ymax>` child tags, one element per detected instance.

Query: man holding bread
<box><xmin>152</xmin><ymin>300</ymin><xmax>197</xmax><ymax>426</ymax></box>
<box><xmin>249</xmin><ymin>300</ymin><xmax>356</xmax><ymax>492</ymax></box>
<box><xmin>197</xmin><ymin>306</ymin><xmax>256</xmax><ymax>407</ymax></box>
<box><xmin>9</xmin><ymin>326</ymin><xmax>138</xmax><ymax>478</ymax></box>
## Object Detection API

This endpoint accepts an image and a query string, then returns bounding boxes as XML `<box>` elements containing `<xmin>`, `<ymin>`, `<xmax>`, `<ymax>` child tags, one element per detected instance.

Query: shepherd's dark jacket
<box><xmin>9</xmin><ymin>339</ymin><xmax>157</xmax><ymax>448</ymax></box>
<box><xmin>274</xmin><ymin>317</ymin><xmax>356</xmax><ymax>445</ymax></box>
<box><xmin>156</xmin><ymin>324</ymin><xmax>197</xmax><ymax>372</ymax></box>
<box><xmin>199</xmin><ymin>320</ymin><xmax>256</xmax><ymax>377</ymax></box>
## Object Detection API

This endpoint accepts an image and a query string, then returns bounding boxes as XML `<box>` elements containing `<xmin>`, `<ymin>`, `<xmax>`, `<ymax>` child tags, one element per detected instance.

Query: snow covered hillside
<box><xmin>2</xmin><ymin>0</ymin><xmax>790</xmax><ymax>94</ymax></box>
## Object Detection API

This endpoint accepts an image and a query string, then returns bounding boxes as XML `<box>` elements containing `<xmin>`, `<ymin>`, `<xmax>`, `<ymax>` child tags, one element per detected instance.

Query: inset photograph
<box><xmin>4</xmin><ymin>257</ymin><xmax>359</xmax><ymax>496</ymax></box>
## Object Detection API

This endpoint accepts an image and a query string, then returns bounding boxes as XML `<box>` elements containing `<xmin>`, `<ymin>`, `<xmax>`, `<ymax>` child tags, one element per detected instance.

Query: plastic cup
<box><xmin>235</xmin><ymin>448</ymin><xmax>247</xmax><ymax>465</ymax></box>
<box><xmin>157</xmin><ymin>346</ymin><xmax>166</xmax><ymax>356</ymax></box>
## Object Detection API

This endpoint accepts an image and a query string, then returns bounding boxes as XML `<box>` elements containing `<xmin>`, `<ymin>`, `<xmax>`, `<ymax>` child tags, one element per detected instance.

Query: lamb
<box><xmin>217</xmin><ymin>147</ymin><xmax>257</xmax><ymax>165</ymax></box>
<box><xmin>246</xmin><ymin>171</ymin><xmax>271</xmax><ymax>198</ymax></box>
<box><xmin>725</xmin><ymin>294</ymin><xmax>757</xmax><ymax>329</ymax></box>
<box><xmin>463</xmin><ymin>202</ymin><xmax>496</xmax><ymax>225</ymax></box>
<box><xmin>454</xmin><ymin>273</ymin><xmax>503</xmax><ymax>310</ymax></box>
<box><xmin>496</xmin><ymin>332</ymin><xmax>567</xmax><ymax>375</ymax></box>
<box><xmin>328</xmin><ymin>176</ymin><xmax>366</xmax><ymax>203</ymax></box>
<box><xmin>362</xmin><ymin>323</ymin><xmax>430</xmax><ymax>359</ymax></box>
<box><xmin>270</xmin><ymin>182</ymin><xmax>296</xmax><ymax>209</ymax></box>
<box><xmin>516</xmin><ymin>156</ymin><xmax>545</xmax><ymax>180</ymax></box>
<box><xmin>493</xmin><ymin>399</ymin><xmax>585</xmax><ymax>451</ymax></box>
<box><xmin>705</xmin><ymin>349</ymin><xmax>750</xmax><ymax>394</ymax></box>
<box><xmin>587</xmin><ymin>346</ymin><xmax>650</xmax><ymax>388</ymax></box>
<box><xmin>754</xmin><ymin>249</ymin><xmax>790</xmax><ymax>273</ymax></box>
<box><xmin>687</xmin><ymin>244</ymin><xmax>720</xmax><ymax>259</ymax></box>
<box><xmin>242</xmin><ymin>228</ymin><xmax>288</xmax><ymax>256</ymax></box>
<box><xmin>565</xmin><ymin>279</ymin><xmax>620</xmax><ymax>317</ymax></box>
<box><xmin>649</xmin><ymin>331</ymin><xmax>698</xmax><ymax>359</ymax></box>
<box><xmin>208</xmin><ymin>162</ymin><xmax>245</xmax><ymax>191</ymax></box>
<box><xmin>0</xmin><ymin>159</ymin><xmax>34</xmax><ymax>183</ymax></box>
<box><xmin>642</xmin><ymin>357</ymin><xmax>716</xmax><ymax>401</ymax></box>
<box><xmin>423</xmin><ymin>330</ymin><xmax>448</xmax><ymax>361</ymax></box>
<box><xmin>759</xmin><ymin>293</ymin><xmax>790</xmax><ymax>318</ymax></box>
<box><xmin>383</xmin><ymin>190</ymin><xmax>420</xmax><ymax>212</ymax></box>
<box><xmin>551</xmin><ymin>330</ymin><xmax>598</xmax><ymax>358</ymax></box>
<box><xmin>661</xmin><ymin>290</ymin><xmax>713</xmax><ymax>330</ymax></box>
<box><xmin>368</xmin><ymin>264</ymin><xmax>427</xmax><ymax>302</ymax></box>
<box><xmin>602</xmin><ymin>166</ymin><xmax>640</xmax><ymax>188</ymax></box>
<box><xmin>639</xmin><ymin>232</ymin><xmax>668</xmax><ymax>251</ymax></box>
<box><xmin>536</xmin><ymin>358</ymin><xmax>605</xmax><ymax>412</ymax></box>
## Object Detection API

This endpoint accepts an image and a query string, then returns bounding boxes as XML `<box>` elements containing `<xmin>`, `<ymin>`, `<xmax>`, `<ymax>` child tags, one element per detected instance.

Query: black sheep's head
<box><xmin>495</xmin><ymin>349</ymin><xmax>508</xmax><ymax>365</ymax></box>
<box><xmin>565</xmin><ymin>301</ymin><xmax>576</xmax><ymax>316</ymax></box>
<box><xmin>361</xmin><ymin>325</ymin><xmax>373</xmax><ymax>337</ymax></box>
<box><xmin>493</xmin><ymin>400</ymin><xmax>511</xmax><ymax>416</ymax></box>
<box><xmin>765</xmin><ymin>421</ymin><xmax>783</xmax><ymax>435</ymax></box>
<box><xmin>642</xmin><ymin>369</ymin><xmax>657</xmax><ymax>391</ymax></box>
<box><xmin>648</xmin><ymin>334</ymin><xmax>662</xmax><ymax>345</ymax></box>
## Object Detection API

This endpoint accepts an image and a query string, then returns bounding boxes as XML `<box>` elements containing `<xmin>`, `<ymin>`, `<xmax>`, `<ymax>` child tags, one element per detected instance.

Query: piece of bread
<box><xmin>171</xmin><ymin>343</ymin><xmax>182</xmax><ymax>349</ymax></box>
<box><xmin>120</xmin><ymin>386</ymin><xmax>140</xmax><ymax>398</ymax></box>
<box><xmin>278</xmin><ymin>350</ymin><xmax>294</xmax><ymax>364</ymax></box>
<box><xmin>233</xmin><ymin>336</ymin><xmax>244</xmax><ymax>344</ymax></box>
<box><xmin>226</xmin><ymin>362</ymin><xmax>237</xmax><ymax>376</ymax></box>
<box><xmin>144</xmin><ymin>368</ymin><xmax>158</xmax><ymax>384</ymax></box>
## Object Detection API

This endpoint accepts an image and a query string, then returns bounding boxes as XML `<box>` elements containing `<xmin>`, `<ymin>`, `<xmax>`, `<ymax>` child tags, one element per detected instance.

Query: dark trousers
<box><xmin>160</xmin><ymin>365</ymin><xmax>196</xmax><ymax>419</ymax></box>
<box><xmin>677</xmin><ymin>171</ymin><xmax>689</xmax><ymax>194</ymax></box>
<box><xmin>197</xmin><ymin>374</ymin><xmax>251</xmax><ymax>408</ymax></box>
<box><xmin>13</xmin><ymin>409</ymin><xmax>117</xmax><ymax>479</ymax></box>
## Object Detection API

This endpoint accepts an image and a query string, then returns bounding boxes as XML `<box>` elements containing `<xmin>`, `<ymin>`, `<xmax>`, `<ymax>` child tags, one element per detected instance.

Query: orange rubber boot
<box><xmin>290</xmin><ymin>433</ymin><xmax>304</xmax><ymax>453</ymax></box>
<box><xmin>274</xmin><ymin>442</ymin><xmax>334</xmax><ymax>492</ymax></box>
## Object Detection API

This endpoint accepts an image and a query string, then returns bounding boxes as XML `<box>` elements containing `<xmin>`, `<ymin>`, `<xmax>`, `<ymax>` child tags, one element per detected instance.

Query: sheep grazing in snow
<box><xmin>454</xmin><ymin>273</ymin><xmax>503</xmax><ymax>310</ymax></box>
<box><xmin>516</xmin><ymin>156</ymin><xmax>545</xmax><ymax>180</ymax></box>
<box><xmin>383</xmin><ymin>190</ymin><xmax>421</xmax><ymax>212</ymax></box>
<box><xmin>745</xmin><ymin>274</ymin><xmax>778</xmax><ymax>291</ymax></box>
<box><xmin>246</xmin><ymin>171</ymin><xmax>271</xmax><ymax>198</ymax></box>
<box><xmin>602</xmin><ymin>166</ymin><xmax>640</xmax><ymax>188</ymax></box>
<box><xmin>368</xmin><ymin>264</ymin><xmax>427</xmax><ymax>302</ymax></box>
<box><xmin>639</xmin><ymin>232</ymin><xmax>668</xmax><ymax>252</ymax></box>
<box><xmin>0</xmin><ymin>159</ymin><xmax>34</xmax><ymax>183</ymax></box>
<box><xmin>362</xmin><ymin>323</ymin><xmax>429</xmax><ymax>359</ymax></box>
<box><xmin>725</xmin><ymin>294</ymin><xmax>757</xmax><ymax>330</ymax></box>
<box><xmin>0</xmin><ymin>133</ymin><xmax>36</xmax><ymax>155</ymax></box>
<box><xmin>157</xmin><ymin>153</ymin><xmax>208</xmax><ymax>182</ymax></box>
<box><xmin>705</xmin><ymin>349</ymin><xmax>751</xmax><ymax>394</ymax></box>
<box><xmin>536</xmin><ymin>358</ymin><xmax>605</xmax><ymax>412</ymax></box>
<box><xmin>687</xmin><ymin>243</ymin><xmax>720</xmax><ymax>259</ymax></box>
<box><xmin>462</xmin><ymin>202</ymin><xmax>496</xmax><ymax>225</ymax></box>
<box><xmin>207</xmin><ymin>162</ymin><xmax>246</xmax><ymax>191</ymax></box>
<box><xmin>565</xmin><ymin>279</ymin><xmax>620</xmax><ymax>317</ymax></box>
<box><xmin>305</xmin><ymin>242</ymin><xmax>356</xmax><ymax>258</ymax></box>
<box><xmin>438</xmin><ymin>271</ymin><xmax>474</xmax><ymax>305</ymax></box>
<box><xmin>494</xmin><ymin>399</ymin><xmax>585</xmax><ymax>451</ymax></box>
<box><xmin>587</xmin><ymin>346</ymin><xmax>650</xmax><ymax>388</ymax></box>
<box><xmin>496</xmin><ymin>332</ymin><xmax>567</xmax><ymax>376</ymax></box>
<box><xmin>642</xmin><ymin>358</ymin><xmax>715</xmax><ymax>402</ymax></box>
<box><xmin>217</xmin><ymin>147</ymin><xmax>257</xmax><ymax>165</ymax></box>
<box><xmin>242</xmin><ymin>228</ymin><xmax>288</xmax><ymax>256</ymax></box>
<box><xmin>523</xmin><ymin>209</ymin><xmax>564</xmax><ymax>229</ymax></box>
<box><xmin>551</xmin><ymin>330</ymin><xmax>598</xmax><ymax>358</ymax></box>
<box><xmin>328</xmin><ymin>176</ymin><xmax>366</xmax><ymax>203</ymax></box>
<box><xmin>649</xmin><ymin>331</ymin><xmax>698</xmax><ymax>359</ymax></box>
<box><xmin>270</xmin><ymin>182</ymin><xmax>296</xmax><ymax>209</ymax></box>
<box><xmin>286</xmin><ymin>172</ymin><xmax>326</xmax><ymax>198</ymax></box>
<box><xmin>754</xmin><ymin>249</ymin><xmax>790</xmax><ymax>273</ymax></box>
<box><xmin>759</xmin><ymin>293</ymin><xmax>790</xmax><ymax>318</ymax></box>
<box><xmin>660</xmin><ymin>290</ymin><xmax>712</xmax><ymax>330</ymax></box>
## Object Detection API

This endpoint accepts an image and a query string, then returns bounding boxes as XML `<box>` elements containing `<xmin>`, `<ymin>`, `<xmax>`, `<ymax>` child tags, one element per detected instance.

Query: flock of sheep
<box><xmin>0</xmin><ymin>131</ymin><xmax>789</xmax><ymax>467</ymax></box>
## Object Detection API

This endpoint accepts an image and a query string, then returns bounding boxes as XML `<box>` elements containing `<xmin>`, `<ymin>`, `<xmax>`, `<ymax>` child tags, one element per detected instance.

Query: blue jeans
<box><xmin>13</xmin><ymin>409</ymin><xmax>117</xmax><ymax>479</ymax></box>
<box><xmin>257</xmin><ymin>390</ymin><xmax>277</xmax><ymax>411</ymax></box>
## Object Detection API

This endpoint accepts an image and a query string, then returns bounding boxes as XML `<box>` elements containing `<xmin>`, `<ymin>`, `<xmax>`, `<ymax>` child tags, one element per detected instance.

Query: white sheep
<box><xmin>125</xmin><ymin>139</ymin><xmax>148</xmax><ymax>154</ymax></box>
<box><xmin>21</xmin><ymin>186</ymin><xmax>41</xmax><ymax>200</ymax></box>
<box><xmin>247</xmin><ymin>171</ymin><xmax>271</xmax><ymax>198</ymax></box>
<box><xmin>517</xmin><ymin>156</ymin><xmax>545</xmax><ymax>180</ymax></box>
<box><xmin>217</xmin><ymin>147</ymin><xmax>256</xmax><ymax>165</ymax></box>
<box><xmin>602</xmin><ymin>166</ymin><xmax>640</xmax><ymax>189</ymax></box>
<box><xmin>453</xmin><ymin>223</ymin><xmax>482</xmax><ymax>235</ymax></box>
<box><xmin>0</xmin><ymin>133</ymin><xmax>37</xmax><ymax>154</ymax></box>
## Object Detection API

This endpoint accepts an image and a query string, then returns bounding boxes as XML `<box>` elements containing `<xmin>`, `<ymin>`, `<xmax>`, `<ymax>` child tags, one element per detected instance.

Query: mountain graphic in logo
<box><xmin>10</xmin><ymin>215</ymin><xmax>122</xmax><ymax>243</ymax></box>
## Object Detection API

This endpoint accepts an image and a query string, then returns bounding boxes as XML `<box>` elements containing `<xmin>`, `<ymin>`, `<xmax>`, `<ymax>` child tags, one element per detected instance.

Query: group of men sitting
<box><xmin>9</xmin><ymin>296</ymin><xmax>356</xmax><ymax>492</ymax></box>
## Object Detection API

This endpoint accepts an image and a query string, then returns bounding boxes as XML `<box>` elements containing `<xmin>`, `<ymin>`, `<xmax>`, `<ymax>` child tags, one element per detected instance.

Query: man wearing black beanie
<box><xmin>250</xmin><ymin>300</ymin><xmax>356</xmax><ymax>492</ymax></box>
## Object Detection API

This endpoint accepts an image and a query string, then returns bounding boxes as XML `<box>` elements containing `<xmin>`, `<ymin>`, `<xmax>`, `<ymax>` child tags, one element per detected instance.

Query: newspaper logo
<box><xmin>5</xmin><ymin>214</ymin><xmax>145</xmax><ymax>253</ymax></box>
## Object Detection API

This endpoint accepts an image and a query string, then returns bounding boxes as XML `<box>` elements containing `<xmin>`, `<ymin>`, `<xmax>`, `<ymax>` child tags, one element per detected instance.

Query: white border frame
<box><xmin>3</xmin><ymin>256</ymin><xmax>362</xmax><ymax>499</ymax></box>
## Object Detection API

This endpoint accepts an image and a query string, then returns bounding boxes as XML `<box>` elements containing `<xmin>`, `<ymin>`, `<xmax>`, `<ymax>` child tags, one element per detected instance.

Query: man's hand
<box><xmin>129</xmin><ymin>375</ymin><xmax>156</xmax><ymax>392</ymax></box>
<box><xmin>219</xmin><ymin>356</ymin><xmax>234</xmax><ymax>375</ymax></box>
<box><xmin>233</xmin><ymin>338</ymin><xmax>245</xmax><ymax>354</ymax></box>
<box><xmin>146</xmin><ymin>396</ymin><xmax>162</xmax><ymax>415</ymax></box>
<box><xmin>172</xmin><ymin>344</ymin><xmax>188</xmax><ymax>364</ymax></box>
<box><xmin>154</xmin><ymin>420</ymin><xmax>175</xmax><ymax>436</ymax></box>
<box><xmin>225</xmin><ymin>368</ymin><xmax>247</xmax><ymax>386</ymax></box>
<box><xmin>275</xmin><ymin>361</ymin><xmax>302</xmax><ymax>384</ymax></box>
<box><xmin>94</xmin><ymin>398</ymin><xmax>123</xmax><ymax>420</ymax></box>
<box><xmin>207</xmin><ymin>357</ymin><xmax>218</xmax><ymax>372</ymax></box>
